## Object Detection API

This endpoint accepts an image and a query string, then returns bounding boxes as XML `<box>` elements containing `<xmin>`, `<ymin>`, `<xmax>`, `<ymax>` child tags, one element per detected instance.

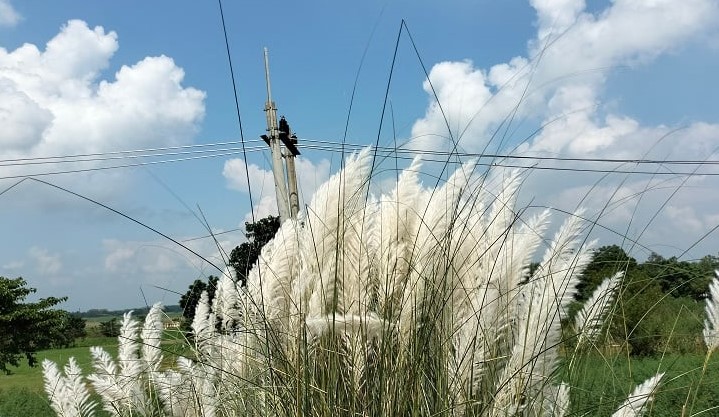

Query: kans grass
<box><xmin>42</xmin><ymin>149</ymin><xmax>719</xmax><ymax>416</ymax></box>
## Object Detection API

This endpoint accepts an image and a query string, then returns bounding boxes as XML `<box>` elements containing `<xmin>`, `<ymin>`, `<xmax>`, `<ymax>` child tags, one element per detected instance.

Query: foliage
<box><xmin>178</xmin><ymin>275</ymin><xmax>218</xmax><ymax>328</ymax></box>
<box><xmin>574</xmin><ymin>246</ymin><xmax>715</xmax><ymax>356</ymax></box>
<box><xmin>99</xmin><ymin>318</ymin><xmax>120</xmax><ymax>338</ymax></box>
<box><xmin>638</xmin><ymin>253</ymin><xmax>716</xmax><ymax>300</ymax></box>
<box><xmin>0</xmin><ymin>276</ymin><xmax>67</xmax><ymax>374</ymax></box>
<box><xmin>228</xmin><ymin>215</ymin><xmax>281</xmax><ymax>286</ymax></box>
<box><xmin>577</xmin><ymin>245</ymin><xmax>636</xmax><ymax>302</ymax></box>
<box><xmin>50</xmin><ymin>312</ymin><xmax>87</xmax><ymax>348</ymax></box>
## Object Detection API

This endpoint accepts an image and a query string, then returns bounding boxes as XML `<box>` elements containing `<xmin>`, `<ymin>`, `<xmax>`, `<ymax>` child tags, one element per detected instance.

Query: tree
<box><xmin>228</xmin><ymin>215</ymin><xmax>281</xmax><ymax>286</ymax></box>
<box><xmin>0</xmin><ymin>276</ymin><xmax>67</xmax><ymax>374</ymax></box>
<box><xmin>576</xmin><ymin>245</ymin><xmax>637</xmax><ymax>302</ymax></box>
<box><xmin>100</xmin><ymin>317</ymin><xmax>121</xmax><ymax>337</ymax></box>
<box><xmin>639</xmin><ymin>253</ymin><xmax>713</xmax><ymax>300</ymax></box>
<box><xmin>50</xmin><ymin>312</ymin><xmax>87</xmax><ymax>348</ymax></box>
<box><xmin>177</xmin><ymin>216</ymin><xmax>281</xmax><ymax>326</ymax></box>
<box><xmin>179</xmin><ymin>275</ymin><xmax>219</xmax><ymax>327</ymax></box>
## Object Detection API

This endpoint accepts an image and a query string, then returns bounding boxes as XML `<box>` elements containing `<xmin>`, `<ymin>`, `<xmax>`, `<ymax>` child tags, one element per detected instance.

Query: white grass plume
<box><xmin>374</xmin><ymin>156</ymin><xmax>424</xmax><ymax>316</ymax></box>
<box><xmin>213</xmin><ymin>268</ymin><xmax>240</xmax><ymax>331</ymax></box>
<box><xmin>156</xmin><ymin>357</ymin><xmax>217</xmax><ymax>417</ymax></box>
<box><xmin>43</xmin><ymin>148</ymin><xmax>666</xmax><ymax>417</ymax></box>
<box><xmin>295</xmin><ymin>147</ymin><xmax>372</xmax><ymax>319</ymax></box>
<box><xmin>398</xmin><ymin>158</ymin><xmax>477</xmax><ymax>333</ymax></box>
<box><xmin>43</xmin><ymin>358</ymin><xmax>97</xmax><ymax>417</ymax></box>
<box><xmin>191</xmin><ymin>289</ymin><xmax>214</xmax><ymax>355</ymax></box>
<box><xmin>703</xmin><ymin>271</ymin><xmax>719</xmax><ymax>353</ymax></box>
<box><xmin>118</xmin><ymin>310</ymin><xmax>142</xmax><ymax>379</ymax></box>
<box><xmin>612</xmin><ymin>373</ymin><xmax>664</xmax><ymax>417</ymax></box>
<box><xmin>141</xmin><ymin>302</ymin><xmax>164</xmax><ymax>372</ymax></box>
<box><xmin>87</xmin><ymin>312</ymin><xmax>153</xmax><ymax>416</ymax></box>
<box><xmin>492</xmin><ymin>211</ymin><xmax>594</xmax><ymax>416</ymax></box>
<box><xmin>87</xmin><ymin>346</ymin><xmax>126</xmax><ymax>416</ymax></box>
<box><xmin>245</xmin><ymin>218</ymin><xmax>299</xmax><ymax>328</ymax></box>
<box><xmin>575</xmin><ymin>272</ymin><xmax>623</xmax><ymax>349</ymax></box>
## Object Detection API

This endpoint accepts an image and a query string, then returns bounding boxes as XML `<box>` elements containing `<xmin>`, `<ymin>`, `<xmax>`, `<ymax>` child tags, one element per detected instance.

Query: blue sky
<box><xmin>2</xmin><ymin>0</ymin><xmax>719</xmax><ymax>310</ymax></box>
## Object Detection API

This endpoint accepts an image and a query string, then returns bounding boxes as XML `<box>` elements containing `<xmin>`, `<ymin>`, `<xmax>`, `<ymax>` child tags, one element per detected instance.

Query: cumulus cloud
<box><xmin>410</xmin><ymin>0</ymin><xmax>718</xmax><ymax>151</ymax></box>
<box><xmin>408</xmin><ymin>0</ymin><xmax>719</xmax><ymax>257</ymax></box>
<box><xmin>98</xmin><ymin>234</ymin><xmax>239</xmax><ymax>308</ymax></box>
<box><xmin>223</xmin><ymin>156</ymin><xmax>331</xmax><ymax>223</ymax></box>
<box><xmin>0</xmin><ymin>0</ymin><xmax>20</xmax><ymax>27</ymax></box>
<box><xmin>29</xmin><ymin>246</ymin><xmax>62</xmax><ymax>275</ymax></box>
<box><xmin>0</xmin><ymin>19</ymin><xmax>205</xmax><ymax>180</ymax></box>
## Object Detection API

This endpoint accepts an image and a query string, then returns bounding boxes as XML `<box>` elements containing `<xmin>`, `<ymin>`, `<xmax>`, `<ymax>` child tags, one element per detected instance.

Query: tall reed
<box><xmin>43</xmin><ymin>149</ymin><xmax>715</xmax><ymax>417</ymax></box>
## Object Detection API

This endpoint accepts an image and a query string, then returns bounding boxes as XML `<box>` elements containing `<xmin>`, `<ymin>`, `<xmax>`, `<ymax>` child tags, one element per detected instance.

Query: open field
<box><xmin>3</xmin><ymin>336</ymin><xmax>718</xmax><ymax>417</ymax></box>
<box><xmin>0</xmin><ymin>337</ymin><xmax>116</xmax><ymax>417</ymax></box>
<box><xmin>0</xmin><ymin>330</ymin><xmax>189</xmax><ymax>417</ymax></box>
<box><xmin>563</xmin><ymin>354</ymin><xmax>719</xmax><ymax>416</ymax></box>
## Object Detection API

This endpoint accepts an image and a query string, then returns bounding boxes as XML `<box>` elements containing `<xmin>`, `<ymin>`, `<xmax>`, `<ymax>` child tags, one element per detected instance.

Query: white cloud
<box><xmin>29</xmin><ymin>246</ymin><xmax>62</xmax><ymax>275</ymax></box>
<box><xmin>223</xmin><ymin>158</ymin><xmax>274</xmax><ymax>194</ymax></box>
<box><xmin>223</xmin><ymin>156</ymin><xmax>331</xmax><ymax>223</ymax></box>
<box><xmin>410</xmin><ymin>0</ymin><xmax>718</xmax><ymax>153</ymax></box>
<box><xmin>408</xmin><ymin>0</ymin><xmax>719</xmax><ymax>257</ymax></box>
<box><xmin>0</xmin><ymin>20</ymin><xmax>205</xmax><ymax>181</ymax></box>
<box><xmin>2</xmin><ymin>260</ymin><xmax>23</xmax><ymax>270</ymax></box>
<box><xmin>666</xmin><ymin>205</ymin><xmax>704</xmax><ymax>233</ymax></box>
<box><xmin>0</xmin><ymin>0</ymin><xmax>20</xmax><ymax>27</ymax></box>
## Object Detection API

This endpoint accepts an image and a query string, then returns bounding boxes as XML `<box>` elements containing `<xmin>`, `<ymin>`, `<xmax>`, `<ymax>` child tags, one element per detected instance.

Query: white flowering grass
<box><xmin>702</xmin><ymin>271</ymin><xmax>719</xmax><ymax>353</ymax></box>
<box><xmin>43</xmin><ymin>150</ymin><xmax>717</xmax><ymax>416</ymax></box>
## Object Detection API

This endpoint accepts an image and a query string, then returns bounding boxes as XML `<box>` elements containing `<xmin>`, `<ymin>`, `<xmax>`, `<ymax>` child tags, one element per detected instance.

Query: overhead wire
<box><xmin>2</xmin><ymin>137</ymin><xmax>719</xmax><ymax>180</ymax></box>
<box><xmin>2</xmin><ymin>153</ymin><xmax>719</xmax><ymax>181</ymax></box>
<box><xmin>2</xmin><ymin>136</ymin><xmax>719</xmax><ymax>168</ymax></box>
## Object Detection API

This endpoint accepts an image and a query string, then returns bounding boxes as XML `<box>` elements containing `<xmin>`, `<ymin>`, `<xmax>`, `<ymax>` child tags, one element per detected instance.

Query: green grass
<box><xmin>0</xmin><ymin>337</ymin><xmax>117</xmax><ymax>391</ymax></box>
<box><xmin>566</xmin><ymin>353</ymin><xmax>719</xmax><ymax>416</ymax></box>
<box><xmin>0</xmin><ymin>339</ymin><xmax>115</xmax><ymax>417</ymax></box>
<box><xmin>0</xmin><ymin>332</ymin><xmax>190</xmax><ymax>417</ymax></box>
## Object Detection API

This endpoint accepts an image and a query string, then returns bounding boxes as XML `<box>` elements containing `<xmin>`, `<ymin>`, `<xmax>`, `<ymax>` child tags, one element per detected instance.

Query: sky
<box><xmin>1</xmin><ymin>0</ymin><xmax>719</xmax><ymax>311</ymax></box>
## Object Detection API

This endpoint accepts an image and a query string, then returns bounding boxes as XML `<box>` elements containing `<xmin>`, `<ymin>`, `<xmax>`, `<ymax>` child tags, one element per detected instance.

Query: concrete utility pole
<box><xmin>286</xmin><ymin>146</ymin><xmax>300</xmax><ymax>218</ymax></box>
<box><xmin>261</xmin><ymin>48</ymin><xmax>300</xmax><ymax>221</ymax></box>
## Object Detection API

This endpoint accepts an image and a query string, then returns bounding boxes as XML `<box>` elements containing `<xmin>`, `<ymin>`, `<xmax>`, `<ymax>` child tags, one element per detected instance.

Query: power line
<box><xmin>2</xmin><ymin>148</ymin><xmax>719</xmax><ymax>180</ymax></box>
<box><xmin>2</xmin><ymin>136</ymin><xmax>719</xmax><ymax>167</ymax></box>
<box><xmin>2</xmin><ymin>137</ymin><xmax>719</xmax><ymax>180</ymax></box>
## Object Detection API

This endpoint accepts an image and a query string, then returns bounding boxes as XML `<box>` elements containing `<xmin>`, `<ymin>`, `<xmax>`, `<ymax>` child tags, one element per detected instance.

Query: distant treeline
<box><xmin>74</xmin><ymin>304</ymin><xmax>183</xmax><ymax>318</ymax></box>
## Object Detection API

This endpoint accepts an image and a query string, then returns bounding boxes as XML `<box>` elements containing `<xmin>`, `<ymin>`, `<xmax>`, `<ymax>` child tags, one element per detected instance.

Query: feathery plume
<box><xmin>703</xmin><ymin>271</ymin><xmax>719</xmax><ymax>353</ymax></box>
<box><xmin>192</xmin><ymin>290</ymin><xmax>213</xmax><ymax>346</ymax></box>
<box><xmin>212</xmin><ymin>268</ymin><xmax>240</xmax><ymax>331</ymax></box>
<box><xmin>87</xmin><ymin>347</ymin><xmax>125</xmax><ymax>416</ymax></box>
<box><xmin>575</xmin><ymin>272</ymin><xmax>623</xmax><ymax>348</ymax></box>
<box><xmin>118</xmin><ymin>311</ymin><xmax>142</xmax><ymax>379</ymax></box>
<box><xmin>142</xmin><ymin>302</ymin><xmax>164</xmax><ymax>373</ymax></box>
<box><xmin>43</xmin><ymin>147</ymin><xmax>657</xmax><ymax>417</ymax></box>
<box><xmin>612</xmin><ymin>373</ymin><xmax>664</xmax><ymax>417</ymax></box>
<box><xmin>43</xmin><ymin>358</ymin><xmax>97</xmax><ymax>417</ymax></box>
<box><xmin>492</xmin><ymin>211</ymin><xmax>593</xmax><ymax>415</ymax></box>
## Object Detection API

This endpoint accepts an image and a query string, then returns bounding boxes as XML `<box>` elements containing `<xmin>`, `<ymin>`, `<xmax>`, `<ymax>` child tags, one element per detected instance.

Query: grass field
<box><xmin>0</xmin><ymin>336</ymin><xmax>117</xmax><ymax>417</ymax></box>
<box><xmin>564</xmin><ymin>353</ymin><xmax>719</xmax><ymax>416</ymax></box>
<box><xmin>0</xmin><ymin>329</ymin><xmax>189</xmax><ymax>417</ymax></box>
<box><xmin>3</xmin><ymin>337</ymin><xmax>718</xmax><ymax>417</ymax></box>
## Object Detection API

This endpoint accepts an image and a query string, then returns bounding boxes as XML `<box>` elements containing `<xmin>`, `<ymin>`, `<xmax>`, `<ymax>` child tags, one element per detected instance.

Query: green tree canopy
<box><xmin>179</xmin><ymin>275</ymin><xmax>219</xmax><ymax>327</ymax></box>
<box><xmin>576</xmin><ymin>245</ymin><xmax>637</xmax><ymax>302</ymax></box>
<box><xmin>178</xmin><ymin>216</ymin><xmax>281</xmax><ymax>326</ymax></box>
<box><xmin>228</xmin><ymin>215</ymin><xmax>281</xmax><ymax>286</ymax></box>
<box><xmin>0</xmin><ymin>276</ymin><xmax>67</xmax><ymax>374</ymax></box>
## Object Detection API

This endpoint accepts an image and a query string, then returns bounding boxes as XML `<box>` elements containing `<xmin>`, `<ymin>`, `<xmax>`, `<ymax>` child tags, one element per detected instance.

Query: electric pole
<box><xmin>261</xmin><ymin>48</ymin><xmax>300</xmax><ymax>221</ymax></box>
